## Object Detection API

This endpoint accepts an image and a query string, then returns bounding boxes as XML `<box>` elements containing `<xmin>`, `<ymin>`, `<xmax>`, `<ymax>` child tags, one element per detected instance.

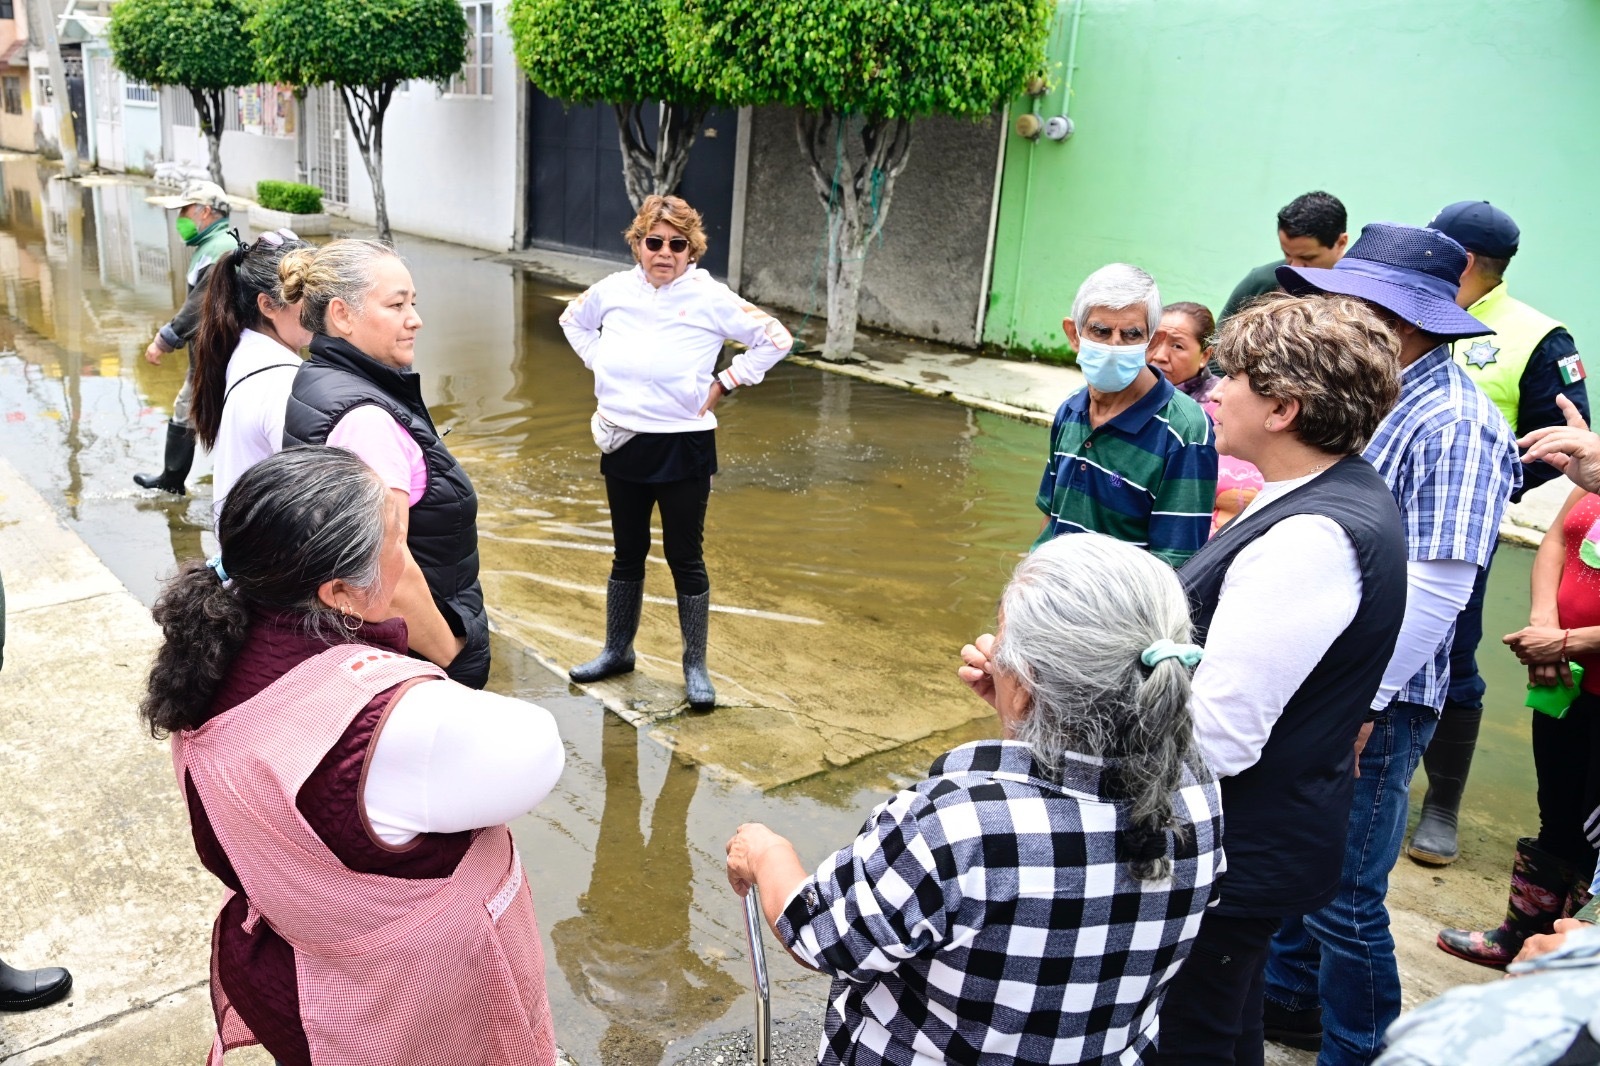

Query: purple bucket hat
<box><xmin>1276</xmin><ymin>222</ymin><xmax>1493</xmax><ymax>340</ymax></box>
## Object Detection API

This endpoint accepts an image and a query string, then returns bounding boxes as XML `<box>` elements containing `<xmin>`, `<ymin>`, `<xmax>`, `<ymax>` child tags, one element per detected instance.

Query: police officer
<box><xmin>1408</xmin><ymin>201</ymin><xmax>1590</xmax><ymax>866</ymax></box>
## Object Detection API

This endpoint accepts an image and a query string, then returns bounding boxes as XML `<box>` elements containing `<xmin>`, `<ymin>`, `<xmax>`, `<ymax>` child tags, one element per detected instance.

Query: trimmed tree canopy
<box><xmin>251</xmin><ymin>0</ymin><xmax>468</xmax><ymax>241</ymax></box>
<box><xmin>250</xmin><ymin>0</ymin><xmax>468</xmax><ymax>93</ymax></box>
<box><xmin>666</xmin><ymin>0</ymin><xmax>1053</xmax><ymax>119</ymax></box>
<box><xmin>108</xmin><ymin>0</ymin><xmax>261</xmax><ymax>184</ymax></box>
<box><xmin>509</xmin><ymin>0</ymin><xmax>698</xmax><ymax>106</ymax></box>
<box><xmin>108</xmin><ymin>0</ymin><xmax>259</xmax><ymax>93</ymax></box>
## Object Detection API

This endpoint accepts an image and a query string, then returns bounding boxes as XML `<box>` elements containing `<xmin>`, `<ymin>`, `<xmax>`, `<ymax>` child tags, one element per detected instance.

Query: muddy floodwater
<box><xmin>0</xmin><ymin>157</ymin><xmax>1543</xmax><ymax>1063</ymax></box>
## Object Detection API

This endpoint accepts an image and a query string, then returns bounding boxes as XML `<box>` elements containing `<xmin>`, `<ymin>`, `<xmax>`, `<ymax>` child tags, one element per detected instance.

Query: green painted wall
<box><xmin>985</xmin><ymin>0</ymin><xmax>1600</xmax><ymax>373</ymax></box>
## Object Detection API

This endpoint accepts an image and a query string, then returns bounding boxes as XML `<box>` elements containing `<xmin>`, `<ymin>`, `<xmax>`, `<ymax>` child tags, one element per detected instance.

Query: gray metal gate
<box><xmin>308</xmin><ymin>85</ymin><xmax>348</xmax><ymax>207</ymax></box>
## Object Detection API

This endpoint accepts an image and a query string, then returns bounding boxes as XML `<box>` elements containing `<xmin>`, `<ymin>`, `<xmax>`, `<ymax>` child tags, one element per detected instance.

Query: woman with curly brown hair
<box><xmin>558</xmin><ymin>195</ymin><xmax>793</xmax><ymax>710</ymax></box>
<box><xmin>1149</xmin><ymin>293</ymin><xmax>1410</xmax><ymax>1066</ymax></box>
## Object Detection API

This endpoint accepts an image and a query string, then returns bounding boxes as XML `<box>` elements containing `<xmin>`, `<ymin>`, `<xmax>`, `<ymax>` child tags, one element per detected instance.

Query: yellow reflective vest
<box><xmin>1452</xmin><ymin>284</ymin><xmax>1566</xmax><ymax>430</ymax></box>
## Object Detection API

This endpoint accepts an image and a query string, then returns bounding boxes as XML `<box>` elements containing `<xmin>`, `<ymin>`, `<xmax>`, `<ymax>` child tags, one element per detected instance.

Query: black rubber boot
<box><xmin>0</xmin><ymin>957</ymin><xmax>72</xmax><ymax>1012</ymax></box>
<box><xmin>570</xmin><ymin>579</ymin><xmax>644</xmax><ymax>683</ymax></box>
<box><xmin>678</xmin><ymin>590</ymin><xmax>715</xmax><ymax>711</ymax></box>
<box><xmin>133</xmin><ymin>421</ymin><xmax>195</xmax><ymax>496</ymax></box>
<box><xmin>1407</xmin><ymin>700</ymin><xmax>1482</xmax><ymax>865</ymax></box>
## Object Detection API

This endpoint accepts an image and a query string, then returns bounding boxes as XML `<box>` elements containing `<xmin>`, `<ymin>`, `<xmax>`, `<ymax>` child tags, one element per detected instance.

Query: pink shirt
<box><xmin>326</xmin><ymin>404</ymin><xmax>427</xmax><ymax>506</ymax></box>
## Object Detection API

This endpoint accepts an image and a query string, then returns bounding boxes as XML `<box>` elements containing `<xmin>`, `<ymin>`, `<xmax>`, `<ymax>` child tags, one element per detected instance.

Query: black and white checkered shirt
<box><xmin>776</xmin><ymin>740</ymin><xmax>1223</xmax><ymax>1066</ymax></box>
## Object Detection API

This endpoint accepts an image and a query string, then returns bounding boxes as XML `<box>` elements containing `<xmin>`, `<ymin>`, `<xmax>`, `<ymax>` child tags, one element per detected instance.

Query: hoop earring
<box><xmin>340</xmin><ymin>606</ymin><xmax>364</xmax><ymax>632</ymax></box>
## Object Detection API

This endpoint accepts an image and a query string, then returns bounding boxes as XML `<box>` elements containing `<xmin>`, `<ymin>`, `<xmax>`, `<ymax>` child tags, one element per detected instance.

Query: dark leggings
<box><xmin>1533</xmin><ymin>690</ymin><xmax>1600</xmax><ymax>870</ymax></box>
<box><xmin>1148</xmin><ymin>912</ymin><xmax>1282</xmax><ymax>1066</ymax></box>
<box><xmin>605</xmin><ymin>474</ymin><xmax>711</xmax><ymax>596</ymax></box>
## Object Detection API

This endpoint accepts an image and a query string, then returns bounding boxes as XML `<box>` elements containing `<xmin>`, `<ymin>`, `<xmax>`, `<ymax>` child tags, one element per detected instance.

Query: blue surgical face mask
<box><xmin>1075</xmin><ymin>338</ymin><xmax>1150</xmax><ymax>392</ymax></box>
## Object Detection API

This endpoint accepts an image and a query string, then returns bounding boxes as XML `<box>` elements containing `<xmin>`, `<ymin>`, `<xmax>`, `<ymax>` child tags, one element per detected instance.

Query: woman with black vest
<box><xmin>1148</xmin><ymin>294</ymin><xmax>1409</xmax><ymax>1066</ymax></box>
<box><xmin>280</xmin><ymin>240</ymin><xmax>490</xmax><ymax>688</ymax></box>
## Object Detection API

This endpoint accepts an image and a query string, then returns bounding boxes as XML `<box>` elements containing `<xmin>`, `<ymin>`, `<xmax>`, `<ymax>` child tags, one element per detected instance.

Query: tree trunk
<box><xmin>192</xmin><ymin>87</ymin><xmax>225</xmax><ymax>187</ymax></box>
<box><xmin>794</xmin><ymin>110</ymin><xmax>912</xmax><ymax>363</ymax></box>
<box><xmin>339</xmin><ymin>83</ymin><xmax>395</xmax><ymax>243</ymax></box>
<box><xmin>613</xmin><ymin>101</ymin><xmax>707</xmax><ymax>212</ymax></box>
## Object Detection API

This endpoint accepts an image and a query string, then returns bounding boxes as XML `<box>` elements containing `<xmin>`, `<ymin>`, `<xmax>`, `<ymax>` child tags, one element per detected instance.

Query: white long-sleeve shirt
<box><xmin>211</xmin><ymin>328</ymin><xmax>301</xmax><ymax>523</ymax></box>
<box><xmin>558</xmin><ymin>265</ymin><xmax>793</xmax><ymax>432</ymax></box>
<box><xmin>363</xmin><ymin>681</ymin><xmax>565</xmax><ymax>846</ymax></box>
<box><xmin>1191</xmin><ymin>472</ymin><xmax>1363</xmax><ymax>777</ymax></box>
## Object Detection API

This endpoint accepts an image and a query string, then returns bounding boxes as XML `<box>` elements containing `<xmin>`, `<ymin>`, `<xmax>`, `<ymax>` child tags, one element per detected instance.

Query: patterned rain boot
<box><xmin>677</xmin><ymin>590</ymin><xmax>715</xmax><ymax>711</ymax></box>
<box><xmin>1437</xmin><ymin>837</ymin><xmax>1575</xmax><ymax>967</ymax></box>
<box><xmin>569</xmin><ymin>579</ymin><xmax>644</xmax><ymax>683</ymax></box>
<box><xmin>1563</xmin><ymin>876</ymin><xmax>1594</xmax><ymax>921</ymax></box>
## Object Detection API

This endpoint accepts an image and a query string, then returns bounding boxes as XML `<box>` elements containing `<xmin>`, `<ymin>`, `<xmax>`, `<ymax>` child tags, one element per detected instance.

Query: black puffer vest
<box><xmin>283</xmin><ymin>335</ymin><xmax>490</xmax><ymax>688</ymax></box>
<box><xmin>1178</xmin><ymin>455</ymin><xmax>1407</xmax><ymax>917</ymax></box>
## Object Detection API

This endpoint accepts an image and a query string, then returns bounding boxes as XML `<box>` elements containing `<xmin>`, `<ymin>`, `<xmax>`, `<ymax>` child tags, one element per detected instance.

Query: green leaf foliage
<box><xmin>250</xmin><ymin>0</ymin><xmax>469</xmax><ymax>91</ymax></box>
<box><xmin>509</xmin><ymin>0</ymin><xmax>703</xmax><ymax>106</ymax></box>
<box><xmin>665</xmin><ymin>0</ymin><xmax>1054</xmax><ymax>119</ymax></box>
<box><xmin>108</xmin><ymin>0</ymin><xmax>260</xmax><ymax>91</ymax></box>
<box><xmin>257</xmin><ymin>180</ymin><xmax>324</xmax><ymax>214</ymax></box>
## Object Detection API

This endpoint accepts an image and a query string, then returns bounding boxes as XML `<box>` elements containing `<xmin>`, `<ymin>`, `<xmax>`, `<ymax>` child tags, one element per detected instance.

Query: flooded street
<box><xmin>0</xmin><ymin>157</ymin><xmax>1544</xmax><ymax>1063</ymax></box>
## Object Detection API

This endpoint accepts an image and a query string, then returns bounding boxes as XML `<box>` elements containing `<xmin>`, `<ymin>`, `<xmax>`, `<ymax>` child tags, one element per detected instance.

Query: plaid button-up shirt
<box><xmin>1363</xmin><ymin>344</ymin><xmax>1522</xmax><ymax>710</ymax></box>
<box><xmin>776</xmin><ymin>740</ymin><xmax>1223</xmax><ymax>1066</ymax></box>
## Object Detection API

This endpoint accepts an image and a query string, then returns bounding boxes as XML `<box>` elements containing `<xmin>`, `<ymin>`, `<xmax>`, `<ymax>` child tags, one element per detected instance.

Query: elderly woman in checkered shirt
<box><xmin>726</xmin><ymin>534</ymin><xmax>1224</xmax><ymax>1066</ymax></box>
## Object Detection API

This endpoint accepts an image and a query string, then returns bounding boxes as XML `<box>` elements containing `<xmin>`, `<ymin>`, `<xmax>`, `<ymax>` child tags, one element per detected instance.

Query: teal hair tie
<box><xmin>207</xmin><ymin>554</ymin><xmax>230</xmax><ymax>584</ymax></box>
<box><xmin>1141</xmin><ymin>638</ymin><xmax>1203</xmax><ymax>670</ymax></box>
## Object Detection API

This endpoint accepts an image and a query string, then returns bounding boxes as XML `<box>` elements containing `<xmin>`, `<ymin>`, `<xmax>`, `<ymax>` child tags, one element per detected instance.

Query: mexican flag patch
<box><xmin>1560</xmin><ymin>353</ymin><xmax>1588</xmax><ymax>386</ymax></box>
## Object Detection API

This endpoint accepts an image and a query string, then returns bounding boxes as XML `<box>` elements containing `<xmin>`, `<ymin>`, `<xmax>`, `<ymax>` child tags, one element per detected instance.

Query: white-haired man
<box><xmin>1033</xmin><ymin>263</ymin><xmax>1218</xmax><ymax>566</ymax></box>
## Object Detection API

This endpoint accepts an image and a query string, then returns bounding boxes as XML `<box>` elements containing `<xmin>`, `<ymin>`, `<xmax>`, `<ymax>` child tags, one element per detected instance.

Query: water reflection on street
<box><xmin>0</xmin><ymin>156</ymin><xmax>1547</xmax><ymax>1063</ymax></box>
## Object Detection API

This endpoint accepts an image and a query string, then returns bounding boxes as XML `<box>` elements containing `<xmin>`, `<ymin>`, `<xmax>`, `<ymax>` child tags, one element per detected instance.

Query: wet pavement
<box><xmin>0</xmin><ymin>157</ymin><xmax>1532</xmax><ymax>1063</ymax></box>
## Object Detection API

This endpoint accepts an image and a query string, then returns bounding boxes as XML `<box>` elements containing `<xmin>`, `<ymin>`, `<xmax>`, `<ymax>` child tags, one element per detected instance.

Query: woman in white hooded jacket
<box><xmin>558</xmin><ymin>194</ymin><xmax>792</xmax><ymax>710</ymax></box>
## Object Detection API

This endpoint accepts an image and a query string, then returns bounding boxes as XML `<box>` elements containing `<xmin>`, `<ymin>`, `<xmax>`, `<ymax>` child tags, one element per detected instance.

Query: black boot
<box><xmin>678</xmin><ymin>590</ymin><xmax>715</xmax><ymax>711</ymax></box>
<box><xmin>133</xmin><ymin>421</ymin><xmax>195</xmax><ymax>496</ymax></box>
<box><xmin>0</xmin><ymin>956</ymin><xmax>72</xmax><ymax>1012</ymax></box>
<box><xmin>570</xmin><ymin>579</ymin><xmax>644</xmax><ymax>683</ymax></box>
<box><xmin>1408</xmin><ymin>700</ymin><xmax>1482</xmax><ymax>865</ymax></box>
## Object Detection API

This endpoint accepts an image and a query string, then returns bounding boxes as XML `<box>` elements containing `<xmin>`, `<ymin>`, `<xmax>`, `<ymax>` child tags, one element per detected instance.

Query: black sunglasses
<box><xmin>642</xmin><ymin>235</ymin><xmax>689</xmax><ymax>253</ymax></box>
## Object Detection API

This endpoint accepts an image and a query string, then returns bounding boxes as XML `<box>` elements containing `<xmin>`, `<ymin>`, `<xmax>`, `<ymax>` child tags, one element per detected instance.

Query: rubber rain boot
<box><xmin>1437</xmin><ymin>837</ymin><xmax>1576</xmax><ymax>967</ymax></box>
<box><xmin>677</xmin><ymin>590</ymin><xmax>714</xmax><ymax>711</ymax></box>
<box><xmin>569</xmin><ymin>579</ymin><xmax>644</xmax><ymax>683</ymax></box>
<box><xmin>1407</xmin><ymin>702</ymin><xmax>1481</xmax><ymax>865</ymax></box>
<box><xmin>132</xmin><ymin>421</ymin><xmax>195</xmax><ymax>496</ymax></box>
<box><xmin>1564</xmin><ymin>876</ymin><xmax>1594</xmax><ymax>921</ymax></box>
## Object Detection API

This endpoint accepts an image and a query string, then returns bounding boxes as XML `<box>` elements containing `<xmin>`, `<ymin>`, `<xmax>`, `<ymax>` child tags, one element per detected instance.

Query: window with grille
<box><xmin>2</xmin><ymin>76</ymin><xmax>20</xmax><ymax>115</ymax></box>
<box><xmin>125</xmin><ymin>79</ymin><xmax>157</xmax><ymax>105</ymax></box>
<box><xmin>447</xmin><ymin>1</ymin><xmax>493</xmax><ymax>97</ymax></box>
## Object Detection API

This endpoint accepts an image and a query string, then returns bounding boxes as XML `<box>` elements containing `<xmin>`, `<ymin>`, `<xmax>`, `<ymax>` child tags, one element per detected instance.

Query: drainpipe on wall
<box><xmin>726</xmin><ymin>105</ymin><xmax>753</xmax><ymax>289</ymax></box>
<box><xmin>972</xmin><ymin>103</ymin><xmax>1009</xmax><ymax>347</ymax></box>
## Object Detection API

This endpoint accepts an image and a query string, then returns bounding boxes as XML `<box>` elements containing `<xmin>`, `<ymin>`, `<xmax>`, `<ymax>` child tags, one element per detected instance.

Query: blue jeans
<box><xmin>1263</xmin><ymin>701</ymin><xmax>1438</xmax><ymax>1066</ymax></box>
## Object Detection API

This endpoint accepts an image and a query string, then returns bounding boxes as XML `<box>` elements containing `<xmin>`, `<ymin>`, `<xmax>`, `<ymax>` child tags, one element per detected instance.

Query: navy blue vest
<box><xmin>1178</xmin><ymin>455</ymin><xmax>1407</xmax><ymax>916</ymax></box>
<box><xmin>283</xmin><ymin>336</ymin><xmax>489</xmax><ymax>688</ymax></box>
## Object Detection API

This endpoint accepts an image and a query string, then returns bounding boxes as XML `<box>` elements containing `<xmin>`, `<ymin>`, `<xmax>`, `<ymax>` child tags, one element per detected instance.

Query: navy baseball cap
<box><xmin>1427</xmin><ymin>201</ymin><xmax>1519</xmax><ymax>259</ymax></box>
<box><xmin>1277</xmin><ymin>222</ymin><xmax>1492</xmax><ymax>340</ymax></box>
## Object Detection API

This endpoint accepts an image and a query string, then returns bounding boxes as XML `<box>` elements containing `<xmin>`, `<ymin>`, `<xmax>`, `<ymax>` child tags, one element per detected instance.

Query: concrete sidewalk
<box><xmin>0</xmin><ymin>457</ymin><xmax>270</xmax><ymax>1064</ymax></box>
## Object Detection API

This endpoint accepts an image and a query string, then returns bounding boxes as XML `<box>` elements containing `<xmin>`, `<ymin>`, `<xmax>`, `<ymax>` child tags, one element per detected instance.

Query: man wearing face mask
<box><xmin>133</xmin><ymin>180</ymin><xmax>237</xmax><ymax>496</ymax></box>
<box><xmin>1033</xmin><ymin>263</ymin><xmax>1218</xmax><ymax>566</ymax></box>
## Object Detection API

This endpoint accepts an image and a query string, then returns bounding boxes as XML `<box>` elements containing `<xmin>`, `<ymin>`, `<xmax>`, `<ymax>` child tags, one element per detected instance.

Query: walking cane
<box><xmin>743</xmin><ymin>887</ymin><xmax>772</xmax><ymax>1066</ymax></box>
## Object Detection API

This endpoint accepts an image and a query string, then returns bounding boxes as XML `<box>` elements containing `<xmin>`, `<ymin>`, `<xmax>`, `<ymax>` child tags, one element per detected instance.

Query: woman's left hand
<box><xmin>699</xmin><ymin>381</ymin><xmax>728</xmax><ymax>417</ymax></box>
<box><xmin>726</xmin><ymin>822</ymin><xmax>786</xmax><ymax>897</ymax></box>
<box><xmin>1504</xmin><ymin>626</ymin><xmax>1569</xmax><ymax>665</ymax></box>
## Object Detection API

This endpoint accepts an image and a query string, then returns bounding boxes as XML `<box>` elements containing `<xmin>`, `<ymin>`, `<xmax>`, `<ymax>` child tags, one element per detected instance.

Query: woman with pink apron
<box><xmin>142</xmin><ymin>446</ymin><xmax>564</xmax><ymax>1065</ymax></box>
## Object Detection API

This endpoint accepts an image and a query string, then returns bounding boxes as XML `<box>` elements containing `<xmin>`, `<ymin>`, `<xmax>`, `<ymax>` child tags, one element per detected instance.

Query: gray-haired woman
<box><xmin>725</xmin><ymin>533</ymin><xmax>1223</xmax><ymax>1066</ymax></box>
<box><xmin>143</xmin><ymin>447</ymin><xmax>563</xmax><ymax>1066</ymax></box>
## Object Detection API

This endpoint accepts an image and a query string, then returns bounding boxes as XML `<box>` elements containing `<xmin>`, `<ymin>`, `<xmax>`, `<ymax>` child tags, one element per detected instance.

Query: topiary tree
<box><xmin>108</xmin><ymin>0</ymin><xmax>260</xmax><ymax>187</ymax></box>
<box><xmin>251</xmin><ymin>0</ymin><xmax>469</xmax><ymax>242</ymax></box>
<box><xmin>668</xmin><ymin>0</ymin><xmax>1053</xmax><ymax>361</ymax></box>
<box><xmin>508</xmin><ymin>0</ymin><xmax>712</xmax><ymax>211</ymax></box>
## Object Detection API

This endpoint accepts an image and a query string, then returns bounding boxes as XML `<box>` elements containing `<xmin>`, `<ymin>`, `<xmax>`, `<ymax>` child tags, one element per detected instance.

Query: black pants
<box><xmin>1147</xmin><ymin>912</ymin><xmax>1282</xmax><ymax>1066</ymax></box>
<box><xmin>1533</xmin><ymin>690</ymin><xmax>1600</xmax><ymax>869</ymax></box>
<box><xmin>605</xmin><ymin>474</ymin><xmax>711</xmax><ymax>596</ymax></box>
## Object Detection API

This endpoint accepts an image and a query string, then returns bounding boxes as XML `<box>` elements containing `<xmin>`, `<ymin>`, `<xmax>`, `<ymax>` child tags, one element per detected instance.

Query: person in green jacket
<box><xmin>133</xmin><ymin>180</ymin><xmax>238</xmax><ymax>496</ymax></box>
<box><xmin>1219</xmin><ymin>191</ymin><xmax>1349</xmax><ymax>321</ymax></box>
